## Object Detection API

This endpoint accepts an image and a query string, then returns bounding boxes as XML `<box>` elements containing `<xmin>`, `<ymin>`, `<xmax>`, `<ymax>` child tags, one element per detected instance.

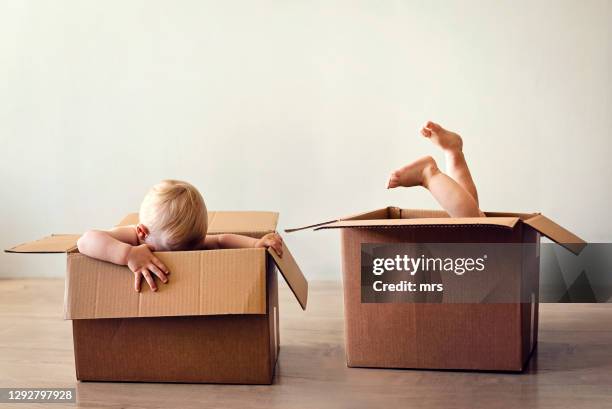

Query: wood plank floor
<box><xmin>1</xmin><ymin>279</ymin><xmax>611</xmax><ymax>409</ymax></box>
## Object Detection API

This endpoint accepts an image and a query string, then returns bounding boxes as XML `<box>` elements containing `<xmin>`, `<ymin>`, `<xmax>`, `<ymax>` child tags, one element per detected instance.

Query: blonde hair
<box><xmin>139</xmin><ymin>180</ymin><xmax>208</xmax><ymax>251</ymax></box>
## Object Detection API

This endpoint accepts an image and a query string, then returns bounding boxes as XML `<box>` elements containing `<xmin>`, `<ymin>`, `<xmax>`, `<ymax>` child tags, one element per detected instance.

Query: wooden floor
<box><xmin>1</xmin><ymin>279</ymin><xmax>611</xmax><ymax>409</ymax></box>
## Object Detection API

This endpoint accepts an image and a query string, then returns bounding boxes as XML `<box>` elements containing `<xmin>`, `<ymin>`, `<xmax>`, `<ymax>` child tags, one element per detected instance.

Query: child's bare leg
<box><xmin>421</xmin><ymin>121</ymin><xmax>479</xmax><ymax>205</ymax></box>
<box><xmin>387</xmin><ymin>156</ymin><xmax>483</xmax><ymax>217</ymax></box>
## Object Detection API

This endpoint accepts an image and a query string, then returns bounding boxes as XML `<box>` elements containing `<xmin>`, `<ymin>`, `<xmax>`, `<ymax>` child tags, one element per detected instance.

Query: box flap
<box><xmin>5</xmin><ymin>234</ymin><xmax>80</xmax><ymax>253</ymax></box>
<box><xmin>286</xmin><ymin>207</ymin><xmax>543</xmax><ymax>233</ymax></box>
<box><xmin>118</xmin><ymin>211</ymin><xmax>278</xmax><ymax>237</ymax></box>
<box><xmin>284</xmin><ymin>218</ymin><xmax>340</xmax><ymax>233</ymax></box>
<box><xmin>65</xmin><ymin>248</ymin><xmax>267</xmax><ymax>319</ymax></box>
<box><xmin>208</xmin><ymin>211</ymin><xmax>278</xmax><ymax>236</ymax></box>
<box><xmin>267</xmin><ymin>242</ymin><xmax>308</xmax><ymax>310</ymax></box>
<box><xmin>483</xmin><ymin>211</ymin><xmax>538</xmax><ymax>219</ymax></box>
<box><xmin>314</xmin><ymin>217</ymin><xmax>520</xmax><ymax>230</ymax></box>
<box><xmin>116</xmin><ymin>213</ymin><xmax>139</xmax><ymax>226</ymax></box>
<box><xmin>524</xmin><ymin>214</ymin><xmax>586</xmax><ymax>255</ymax></box>
<box><xmin>285</xmin><ymin>207</ymin><xmax>392</xmax><ymax>232</ymax></box>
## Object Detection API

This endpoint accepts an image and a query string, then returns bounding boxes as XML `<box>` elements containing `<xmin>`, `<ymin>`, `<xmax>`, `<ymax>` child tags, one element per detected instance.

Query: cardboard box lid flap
<box><xmin>268</xmin><ymin>243</ymin><xmax>308</xmax><ymax>310</ymax></box>
<box><xmin>118</xmin><ymin>211</ymin><xmax>279</xmax><ymax>236</ymax></box>
<box><xmin>285</xmin><ymin>207</ymin><xmax>395</xmax><ymax>233</ymax></box>
<box><xmin>313</xmin><ymin>217</ymin><xmax>520</xmax><ymax>230</ymax></box>
<box><xmin>5</xmin><ymin>234</ymin><xmax>80</xmax><ymax>253</ymax></box>
<box><xmin>524</xmin><ymin>214</ymin><xmax>586</xmax><ymax>255</ymax></box>
<box><xmin>284</xmin><ymin>219</ymin><xmax>339</xmax><ymax>233</ymax></box>
<box><xmin>285</xmin><ymin>208</ymin><xmax>532</xmax><ymax>233</ymax></box>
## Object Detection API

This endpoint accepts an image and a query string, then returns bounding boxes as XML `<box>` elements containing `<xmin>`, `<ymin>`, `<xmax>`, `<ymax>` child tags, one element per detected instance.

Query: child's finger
<box><xmin>134</xmin><ymin>273</ymin><xmax>142</xmax><ymax>292</ymax></box>
<box><xmin>142</xmin><ymin>270</ymin><xmax>157</xmax><ymax>292</ymax></box>
<box><xmin>149</xmin><ymin>264</ymin><xmax>168</xmax><ymax>284</ymax></box>
<box><xmin>151</xmin><ymin>256</ymin><xmax>169</xmax><ymax>274</ymax></box>
<box><xmin>273</xmin><ymin>241</ymin><xmax>283</xmax><ymax>257</ymax></box>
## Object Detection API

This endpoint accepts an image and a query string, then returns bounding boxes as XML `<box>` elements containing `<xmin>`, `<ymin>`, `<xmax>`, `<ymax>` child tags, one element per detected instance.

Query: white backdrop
<box><xmin>1</xmin><ymin>0</ymin><xmax>611</xmax><ymax>279</ymax></box>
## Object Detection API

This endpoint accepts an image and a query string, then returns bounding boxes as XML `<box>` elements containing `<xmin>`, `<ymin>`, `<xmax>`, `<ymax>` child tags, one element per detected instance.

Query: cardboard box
<box><xmin>288</xmin><ymin>207</ymin><xmax>585</xmax><ymax>372</ymax></box>
<box><xmin>7</xmin><ymin>211</ymin><xmax>308</xmax><ymax>384</ymax></box>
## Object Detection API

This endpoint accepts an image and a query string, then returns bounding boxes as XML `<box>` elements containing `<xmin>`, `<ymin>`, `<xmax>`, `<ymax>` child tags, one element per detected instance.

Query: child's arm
<box><xmin>77</xmin><ymin>227</ymin><xmax>138</xmax><ymax>265</ymax></box>
<box><xmin>203</xmin><ymin>233</ymin><xmax>283</xmax><ymax>256</ymax></box>
<box><xmin>77</xmin><ymin>226</ymin><xmax>169</xmax><ymax>292</ymax></box>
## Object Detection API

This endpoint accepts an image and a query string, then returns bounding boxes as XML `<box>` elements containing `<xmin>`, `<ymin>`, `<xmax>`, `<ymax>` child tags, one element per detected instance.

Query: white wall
<box><xmin>1</xmin><ymin>0</ymin><xmax>611</xmax><ymax>279</ymax></box>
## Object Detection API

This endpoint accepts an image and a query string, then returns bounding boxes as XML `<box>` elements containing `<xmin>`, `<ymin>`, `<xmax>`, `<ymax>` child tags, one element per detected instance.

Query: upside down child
<box><xmin>77</xmin><ymin>180</ymin><xmax>283</xmax><ymax>292</ymax></box>
<box><xmin>387</xmin><ymin>121</ymin><xmax>485</xmax><ymax>218</ymax></box>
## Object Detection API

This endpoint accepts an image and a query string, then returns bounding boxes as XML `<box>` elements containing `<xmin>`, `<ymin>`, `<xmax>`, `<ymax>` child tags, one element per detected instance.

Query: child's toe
<box><xmin>387</xmin><ymin>173</ymin><xmax>399</xmax><ymax>188</ymax></box>
<box><xmin>426</xmin><ymin>121</ymin><xmax>440</xmax><ymax>131</ymax></box>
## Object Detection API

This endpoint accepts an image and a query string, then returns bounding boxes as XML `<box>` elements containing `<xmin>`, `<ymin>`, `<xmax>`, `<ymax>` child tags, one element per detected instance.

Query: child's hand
<box><xmin>126</xmin><ymin>244</ymin><xmax>170</xmax><ymax>292</ymax></box>
<box><xmin>255</xmin><ymin>233</ymin><xmax>284</xmax><ymax>257</ymax></box>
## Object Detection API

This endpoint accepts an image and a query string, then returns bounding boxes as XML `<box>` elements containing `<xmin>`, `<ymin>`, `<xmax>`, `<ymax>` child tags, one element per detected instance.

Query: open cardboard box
<box><xmin>6</xmin><ymin>211</ymin><xmax>307</xmax><ymax>384</ymax></box>
<box><xmin>288</xmin><ymin>207</ymin><xmax>585</xmax><ymax>371</ymax></box>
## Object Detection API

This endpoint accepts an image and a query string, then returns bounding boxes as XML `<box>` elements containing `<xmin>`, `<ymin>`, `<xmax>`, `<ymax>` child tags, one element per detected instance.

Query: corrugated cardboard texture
<box><xmin>6</xmin><ymin>234</ymin><xmax>80</xmax><ymax>253</ymax></box>
<box><xmin>340</xmin><ymin>223</ymin><xmax>537</xmax><ymax>371</ymax></box>
<box><xmin>117</xmin><ymin>211</ymin><xmax>279</xmax><ymax>237</ymax></box>
<box><xmin>72</xmin><ymin>257</ymin><xmax>280</xmax><ymax>384</ymax></box>
<box><xmin>65</xmin><ymin>248</ymin><xmax>267</xmax><ymax>319</ymax></box>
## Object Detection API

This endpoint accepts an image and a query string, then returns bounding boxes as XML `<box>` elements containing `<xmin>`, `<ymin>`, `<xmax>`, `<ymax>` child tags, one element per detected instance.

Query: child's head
<box><xmin>138</xmin><ymin>180</ymin><xmax>208</xmax><ymax>251</ymax></box>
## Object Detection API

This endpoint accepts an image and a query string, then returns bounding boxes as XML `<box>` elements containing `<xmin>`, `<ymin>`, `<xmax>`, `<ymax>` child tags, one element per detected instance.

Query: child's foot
<box><xmin>421</xmin><ymin>121</ymin><xmax>463</xmax><ymax>152</ymax></box>
<box><xmin>387</xmin><ymin>156</ymin><xmax>439</xmax><ymax>189</ymax></box>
